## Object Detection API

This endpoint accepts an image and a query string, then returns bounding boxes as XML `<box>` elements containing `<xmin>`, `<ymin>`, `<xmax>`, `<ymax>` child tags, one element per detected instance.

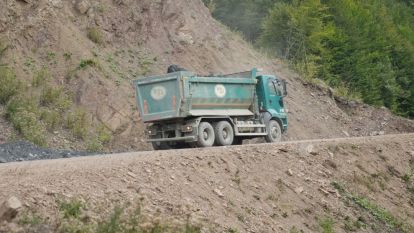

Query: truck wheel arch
<box><xmin>262</xmin><ymin>112</ymin><xmax>283</xmax><ymax>132</ymax></box>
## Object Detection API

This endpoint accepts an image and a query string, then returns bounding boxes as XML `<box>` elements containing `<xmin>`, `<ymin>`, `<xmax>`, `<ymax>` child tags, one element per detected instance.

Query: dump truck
<box><xmin>133</xmin><ymin>68</ymin><xmax>288</xmax><ymax>150</ymax></box>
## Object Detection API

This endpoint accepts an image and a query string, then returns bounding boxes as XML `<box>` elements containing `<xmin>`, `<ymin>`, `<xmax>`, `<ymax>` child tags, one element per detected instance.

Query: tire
<box><xmin>196</xmin><ymin>122</ymin><xmax>215</xmax><ymax>147</ymax></box>
<box><xmin>152</xmin><ymin>142</ymin><xmax>171</xmax><ymax>150</ymax></box>
<box><xmin>214</xmin><ymin>121</ymin><xmax>234</xmax><ymax>146</ymax></box>
<box><xmin>265</xmin><ymin>120</ymin><xmax>282</xmax><ymax>143</ymax></box>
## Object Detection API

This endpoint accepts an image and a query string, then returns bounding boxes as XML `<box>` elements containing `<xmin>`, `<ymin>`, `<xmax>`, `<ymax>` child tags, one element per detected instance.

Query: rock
<box><xmin>76</xmin><ymin>0</ymin><xmax>90</xmax><ymax>14</ymax></box>
<box><xmin>286</xmin><ymin>169</ymin><xmax>293</xmax><ymax>176</ymax></box>
<box><xmin>0</xmin><ymin>157</ymin><xmax>6</xmax><ymax>163</ymax></box>
<box><xmin>294</xmin><ymin>186</ymin><xmax>304</xmax><ymax>194</ymax></box>
<box><xmin>127</xmin><ymin>172</ymin><xmax>137</xmax><ymax>178</ymax></box>
<box><xmin>213</xmin><ymin>189</ymin><xmax>224</xmax><ymax>198</ymax></box>
<box><xmin>306</xmin><ymin>145</ymin><xmax>318</xmax><ymax>155</ymax></box>
<box><xmin>0</xmin><ymin>196</ymin><xmax>22</xmax><ymax>222</ymax></box>
<box><xmin>342</xmin><ymin>130</ymin><xmax>350</xmax><ymax>137</ymax></box>
<box><xmin>50</xmin><ymin>0</ymin><xmax>63</xmax><ymax>8</ymax></box>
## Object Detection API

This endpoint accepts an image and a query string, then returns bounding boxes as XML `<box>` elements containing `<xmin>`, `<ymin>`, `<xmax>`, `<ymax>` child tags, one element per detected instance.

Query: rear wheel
<box><xmin>197</xmin><ymin>122</ymin><xmax>215</xmax><ymax>147</ymax></box>
<box><xmin>214</xmin><ymin>121</ymin><xmax>234</xmax><ymax>146</ymax></box>
<box><xmin>265</xmin><ymin>120</ymin><xmax>282</xmax><ymax>143</ymax></box>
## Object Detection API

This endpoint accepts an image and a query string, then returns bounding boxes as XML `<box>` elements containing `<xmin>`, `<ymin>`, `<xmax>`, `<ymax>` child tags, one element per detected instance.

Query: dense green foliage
<box><xmin>205</xmin><ymin>0</ymin><xmax>414</xmax><ymax>118</ymax></box>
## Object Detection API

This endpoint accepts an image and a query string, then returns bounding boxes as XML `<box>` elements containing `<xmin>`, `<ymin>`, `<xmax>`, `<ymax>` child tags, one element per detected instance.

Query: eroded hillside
<box><xmin>0</xmin><ymin>0</ymin><xmax>413</xmax><ymax>152</ymax></box>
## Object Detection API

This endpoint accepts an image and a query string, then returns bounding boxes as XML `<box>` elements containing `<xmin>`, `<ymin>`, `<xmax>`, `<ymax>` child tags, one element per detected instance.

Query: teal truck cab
<box><xmin>134</xmin><ymin>68</ymin><xmax>288</xmax><ymax>150</ymax></box>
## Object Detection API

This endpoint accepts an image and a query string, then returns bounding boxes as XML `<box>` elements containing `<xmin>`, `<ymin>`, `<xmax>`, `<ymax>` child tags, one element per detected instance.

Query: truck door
<box><xmin>266</xmin><ymin>78</ymin><xmax>284</xmax><ymax>112</ymax></box>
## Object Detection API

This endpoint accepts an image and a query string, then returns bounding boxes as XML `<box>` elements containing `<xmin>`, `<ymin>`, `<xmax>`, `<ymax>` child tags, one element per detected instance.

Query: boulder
<box><xmin>76</xmin><ymin>0</ymin><xmax>90</xmax><ymax>14</ymax></box>
<box><xmin>0</xmin><ymin>197</ymin><xmax>22</xmax><ymax>222</ymax></box>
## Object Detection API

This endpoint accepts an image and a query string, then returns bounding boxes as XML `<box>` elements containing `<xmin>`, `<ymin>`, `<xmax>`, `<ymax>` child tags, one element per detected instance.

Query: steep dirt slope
<box><xmin>0</xmin><ymin>0</ymin><xmax>413</xmax><ymax>152</ymax></box>
<box><xmin>1</xmin><ymin>134</ymin><xmax>413</xmax><ymax>232</ymax></box>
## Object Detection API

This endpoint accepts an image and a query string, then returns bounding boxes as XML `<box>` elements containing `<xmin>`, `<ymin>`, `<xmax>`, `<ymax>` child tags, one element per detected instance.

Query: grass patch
<box><xmin>32</xmin><ymin>68</ymin><xmax>51</xmax><ymax>87</ymax></box>
<box><xmin>19</xmin><ymin>198</ymin><xmax>204</xmax><ymax>233</ymax></box>
<box><xmin>332</xmin><ymin>181</ymin><xmax>414</xmax><ymax>233</ymax></box>
<box><xmin>319</xmin><ymin>217</ymin><xmax>335</xmax><ymax>233</ymax></box>
<box><xmin>6</xmin><ymin>98</ymin><xmax>47</xmax><ymax>146</ymax></box>
<box><xmin>65</xmin><ymin>108</ymin><xmax>89</xmax><ymax>139</ymax></box>
<box><xmin>343</xmin><ymin>216</ymin><xmax>366</xmax><ymax>232</ymax></box>
<box><xmin>18</xmin><ymin>212</ymin><xmax>44</xmax><ymax>226</ymax></box>
<box><xmin>78</xmin><ymin>59</ymin><xmax>98</xmax><ymax>70</ymax></box>
<box><xmin>59</xmin><ymin>199</ymin><xmax>84</xmax><ymax>219</ymax></box>
<box><xmin>87</xmin><ymin>27</ymin><xmax>104</xmax><ymax>45</ymax></box>
<box><xmin>0</xmin><ymin>66</ymin><xmax>20</xmax><ymax>104</ymax></box>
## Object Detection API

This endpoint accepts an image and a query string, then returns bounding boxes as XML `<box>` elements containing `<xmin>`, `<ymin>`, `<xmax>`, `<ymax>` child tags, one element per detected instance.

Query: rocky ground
<box><xmin>0</xmin><ymin>134</ymin><xmax>413</xmax><ymax>233</ymax></box>
<box><xmin>0</xmin><ymin>141</ymin><xmax>92</xmax><ymax>163</ymax></box>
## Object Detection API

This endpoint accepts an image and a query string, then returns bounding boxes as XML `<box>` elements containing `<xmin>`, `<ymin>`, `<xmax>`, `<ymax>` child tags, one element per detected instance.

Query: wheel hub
<box><xmin>203</xmin><ymin>131</ymin><xmax>209</xmax><ymax>140</ymax></box>
<box><xmin>222</xmin><ymin>129</ymin><xmax>228</xmax><ymax>139</ymax></box>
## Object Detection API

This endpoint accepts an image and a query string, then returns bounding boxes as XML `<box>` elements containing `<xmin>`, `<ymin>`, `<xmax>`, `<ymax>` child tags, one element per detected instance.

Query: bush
<box><xmin>78</xmin><ymin>59</ymin><xmax>98</xmax><ymax>69</ymax></box>
<box><xmin>39</xmin><ymin>86</ymin><xmax>72</xmax><ymax>111</ymax></box>
<box><xmin>6</xmin><ymin>98</ymin><xmax>47</xmax><ymax>146</ymax></box>
<box><xmin>87</xmin><ymin>27</ymin><xmax>104</xmax><ymax>44</ymax></box>
<box><xmin>0</xmin><ymin>66</ymin><xmax>19</xmax><ymax>104</ymax></box>
<box><xmin>32</xmin><ymin>68</ymin><xmax>51</xmax><ymax>87</ymax></box>
<box><xmin>87</xmin><ymin>138</ymin><xmax>104</xmax><ymax>152</ymax></box>
<box><xmin>40</xmin><ymin>110</ymin><xmax>61</xmax><ymax>131</ymax></box>
<box><xmin>65</xmin><ymin>108</ymin><xmax>89</xmax><ymax>139</ymax></box>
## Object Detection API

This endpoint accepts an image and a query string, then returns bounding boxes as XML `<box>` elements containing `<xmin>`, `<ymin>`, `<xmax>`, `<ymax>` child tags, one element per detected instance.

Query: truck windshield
<box><xmin>268</xmin><ymin>79</ymin><xmax>282</xmax><ymax>96</ymax></box>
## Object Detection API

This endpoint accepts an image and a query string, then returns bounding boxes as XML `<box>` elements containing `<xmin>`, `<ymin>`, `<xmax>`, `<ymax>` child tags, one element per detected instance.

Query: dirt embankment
<box><xmin>0</xmin><ymin>0</ymin><xmax>413</xmax><ymax>152</ymax></box>
<box><xmin>0</xmin><ymin>134</ymin><xmax>413</xmax><ymax>232</ymax></box>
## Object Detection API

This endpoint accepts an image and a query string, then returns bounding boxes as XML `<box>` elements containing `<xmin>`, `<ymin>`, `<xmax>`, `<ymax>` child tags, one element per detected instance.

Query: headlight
<box><xmin>181</xmin><ymin>125</ymin><xmax>193</xmax><ymax>132</ymax></box>
<box><xmin>147</xmin><ymin>129</ymin><xmax>157</xmax><ymax>135</ymax></box>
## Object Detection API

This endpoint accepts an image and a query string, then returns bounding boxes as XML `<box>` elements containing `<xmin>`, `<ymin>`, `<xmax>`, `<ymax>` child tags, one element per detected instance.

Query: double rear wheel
<box><xmin>197</xmin><ymin>121</ymin><xmax>235</xmax><ymax>147</ymax></box>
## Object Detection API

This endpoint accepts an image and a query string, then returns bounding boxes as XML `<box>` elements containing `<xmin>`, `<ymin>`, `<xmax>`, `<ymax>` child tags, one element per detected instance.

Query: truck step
<box><xmin>235</xmin><ymin>133</ymin><xmax>268</xmax><ymax>136</ymax></box>
<box><xmin>236</xmin><ymin>124</ymin><xmax>266</xmax><ymax>128</ymax></box>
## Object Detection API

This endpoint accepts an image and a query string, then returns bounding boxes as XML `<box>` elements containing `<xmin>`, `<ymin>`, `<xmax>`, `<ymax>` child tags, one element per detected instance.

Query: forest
<box><xmin>203</xmin><ymin>0</ymin><xmax>414</xmax><ymax>118</ymax></box>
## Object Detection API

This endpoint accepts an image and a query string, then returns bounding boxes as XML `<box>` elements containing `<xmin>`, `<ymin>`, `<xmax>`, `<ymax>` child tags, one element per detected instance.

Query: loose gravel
<box><xmin>0</xmin><ymin>141</ymin><xmax>92</xmax><ymax>163</ymax></box>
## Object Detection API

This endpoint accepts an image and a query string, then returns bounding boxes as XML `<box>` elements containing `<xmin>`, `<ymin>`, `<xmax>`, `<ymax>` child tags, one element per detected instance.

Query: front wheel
<box><xmin>197</xmin><ymin>122</ymin><xmax>215</xmax><ymax>147</ymax></box>
<box><xmin>265</xmin><ymin>120</ymin><xmax>282</xmax><ymax>143</ymax></box>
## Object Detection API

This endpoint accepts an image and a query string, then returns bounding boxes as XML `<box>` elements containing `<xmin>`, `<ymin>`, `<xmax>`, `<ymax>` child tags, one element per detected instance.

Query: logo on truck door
<box><xmin>150</xmin><ymin>86</ymin><xmax>167</xmax><ymax>100</ymax></box>
<box><xmin>214</xmin><ymin>84</ymin><xmax>226</xmax><ymax>98</ymax></box>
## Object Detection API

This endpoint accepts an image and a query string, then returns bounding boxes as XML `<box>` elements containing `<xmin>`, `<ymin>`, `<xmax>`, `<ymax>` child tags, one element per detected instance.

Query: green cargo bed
<box><xmin>134</xmin><ymin>70</ymin><xmax>258</xmax><ymax>123</ymax></box>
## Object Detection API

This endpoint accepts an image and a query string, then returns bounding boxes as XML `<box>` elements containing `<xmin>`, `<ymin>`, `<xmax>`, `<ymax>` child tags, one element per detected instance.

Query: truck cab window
<box><xmin>268</xmin><ymin>79</ymin><xmax>282</xmax><ymax>96</ymax></box>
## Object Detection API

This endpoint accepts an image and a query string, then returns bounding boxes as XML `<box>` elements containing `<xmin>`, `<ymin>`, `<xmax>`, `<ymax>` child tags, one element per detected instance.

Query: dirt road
<box><xmin>1</xmin><ymin>134</ymin><xmax>414</xmax><ymax>232</ymax></box>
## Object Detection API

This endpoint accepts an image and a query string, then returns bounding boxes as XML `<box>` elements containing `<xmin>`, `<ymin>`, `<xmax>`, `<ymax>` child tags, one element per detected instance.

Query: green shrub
<box><xmin>32</xmin><ymin>68</ymin><xmax>51</xmax><ymax>87</ymax></box>
<box><xmin>59</xmin><ymin>199</ymin><xmax>84</xmax><ymax>219</ymax></box>
<box><xmin>87</xmin><ymin>27</ymin><xmax>104</xmax><ymax>44</ymax></box>
<box><xmin>65</xmin><ymin>108</ymin><xmax>89</xmax><ymax>139</ymax></box>
<box><xmin>0</xmin><ymin>66</ymin><xmax>19</xmax><ymax>104</ymax></box>
<box><xmin>40</xmin><ymin>109</ymin><xmax>61</xmax><ymax>131</ymax></box>
<box><xmin>39</xmin><ymin>85</ymin><xmax>73</xmax><ymax>113</ymax></box>
<box><xmin>78</xmin><ymin>59</ymin><xmax>98</xmax><ymax>69</ymax></box>
<box><xmin>97</xmin><ymin>124</ymin><xmax>112</xmax><ymax>144</ymax></box>
<box><xmin>6</xmin><ymin>98</ymin><xmax>46</xmax><ymax>146</ymax></box>
<box><xmin>319</xmin><ymin>217</ymin><xmax>335</xmax><ymax>233</ymax></box>
<box><xmin>87</xmin><ymin>138</ymin><xmax>104</xmax><ymax>152</ymax></box>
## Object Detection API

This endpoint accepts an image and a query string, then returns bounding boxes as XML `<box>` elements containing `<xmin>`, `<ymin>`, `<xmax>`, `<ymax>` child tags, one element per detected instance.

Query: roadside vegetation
<box><xmin>0</xmin><ymin>43</ymin><xmax>111</xmax><ymax>150</ymax></box>
<box><xmin>17</xmin><ymin>198</ymin><xmax>202</xmax><ymax>233</ymax></box>
<box><xmin>332</xmin><ymin>181</ymin><xmax>414</xmax><ymax>233</ymax></box>
<box><xmin>204</xmin><ymin>0</ymin><xmax>414</xmax><ymax>118</ymax></box>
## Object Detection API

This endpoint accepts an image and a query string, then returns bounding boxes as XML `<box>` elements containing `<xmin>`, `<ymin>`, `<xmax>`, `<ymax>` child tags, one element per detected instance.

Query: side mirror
<box><xmin>282</xmin><ymin>79</ymin><xmax>288</xmax><ymax>97</ymax></box>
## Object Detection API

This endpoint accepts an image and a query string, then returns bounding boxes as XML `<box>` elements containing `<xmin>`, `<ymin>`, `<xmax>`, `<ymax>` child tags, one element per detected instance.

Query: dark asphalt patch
<box><xmin>0</xmin><ymin>141</ymin><xmax>93</xmax><ymax>163</ymax></box>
